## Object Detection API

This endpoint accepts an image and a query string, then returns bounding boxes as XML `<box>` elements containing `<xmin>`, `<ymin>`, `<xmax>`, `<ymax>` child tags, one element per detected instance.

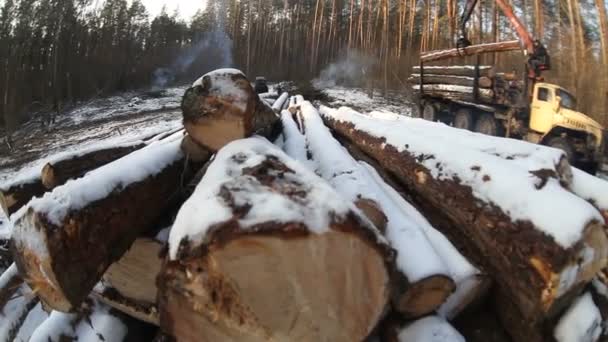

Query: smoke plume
<box><xmin>312</xmin><ymin>51</ymin><xmax>375</xmax><ymax>89</ymax></box>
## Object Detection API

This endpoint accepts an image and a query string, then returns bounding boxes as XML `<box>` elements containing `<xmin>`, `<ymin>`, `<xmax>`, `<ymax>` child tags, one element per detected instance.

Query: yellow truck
<box><xmin>413</xmin><ymin>0</ymin><xmax>607</xmax><ymax>174</ymax></box>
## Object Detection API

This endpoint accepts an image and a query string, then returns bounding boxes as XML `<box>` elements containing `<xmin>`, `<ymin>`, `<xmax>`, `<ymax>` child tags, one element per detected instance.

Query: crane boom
<box><xmin>458</xmin><ymin>0</ymin><xmax>550</xmax><ymax>79</ymax></box>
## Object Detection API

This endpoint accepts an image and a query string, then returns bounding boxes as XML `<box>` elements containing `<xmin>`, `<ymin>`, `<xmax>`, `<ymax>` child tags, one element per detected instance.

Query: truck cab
<box><xmin>527</xmin><ymin>83</ymin><xmax>606</xmax><ymax>170</ymax></box>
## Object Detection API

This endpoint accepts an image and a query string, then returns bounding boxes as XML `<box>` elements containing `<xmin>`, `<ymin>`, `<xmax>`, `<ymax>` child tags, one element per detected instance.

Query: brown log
<box><xmin>159</xmin><ymin>138</ymin><xmax>394</xmax><ymax>342</ymax></box>
<box><xmin>409</xmin><ymin>74</ymin><xmax>493</xmax><ymax>88</ymax></box>
<box><xmin>93</xmin><ymin>286</ymin><xmax>160</xmax><ymax>326</ymax></box>
<box><xmin>420</xmin><ymin>40</ymin><xmax>522</xmax><ymax>63</ymax></box>
<box><xmin>11</xmin><ymin>139</ymin><xmax>206</xmax><ymax>312</ymax></box>
<box><xmin>102</xmin><ymin>238</ymin><xmax>163</xmax><ymax>307</ymax></box>
<box><xmin>320</xmin><ymin>109</ymin><xmax>608</xmax><ymax>327</ymax></box>
<box><xmin>181</xmin><ymin>69</ymin><xmax>281</xmax><ymax>152</ymax></box>
<box><xmin>0</xmin><ymin>180</ymin><xmax>46</xmax><ymax>217</ymax></box>
<box><xmin>41</xmin><ymin>144</ymin><xmax>145</xmax><ymax>189</ymax></box>
<box><xmin>180</xmin><ymin>134</ymin><xmax>211</xmax><ymax>163</ymax></box>
<box><xmin>413</xmin><ymin>84</ymin><xmax>495</xmax><ymax>102</ymax></box>
<box><xmin>413</xmin><ymin>65</ymin><xmax>495</xmax><ymax>77</ymax></box>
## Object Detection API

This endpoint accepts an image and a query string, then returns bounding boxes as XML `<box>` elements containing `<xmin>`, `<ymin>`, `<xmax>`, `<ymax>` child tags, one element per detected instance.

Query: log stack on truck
<box><xmin>410</xmin><ymin>0</ymin><xmax>608</xmax><ymax>175</ymax></box>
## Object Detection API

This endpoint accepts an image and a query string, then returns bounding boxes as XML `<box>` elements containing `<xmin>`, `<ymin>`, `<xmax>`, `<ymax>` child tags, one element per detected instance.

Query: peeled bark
<box><xmin>420</xmin><ymin>40</ymin><xmax>521</xmax><ymax>63</ymax></box>
<box><xmin>11</xmin><ymin>139</ymin><xmax>204</xmax><ymax>312</ymax></box>
<box><xmin>181</xmin><ymin>69</ymin><xmax>281</xmax><ymax>152</ymax></box>
<box><xmin>41</xmin><ymin>144</ymin><xmax>144</xmax><ymax>189</ymax></box>
<box><xmin>321</xmin><ymin>109</ymin><xmax>608</xmax><ymax>326</ymax></box>
<box><xmin>159</xmin><ymin>138</ymin><xmax>393</xmax><ymax>342</ymax></box>
<box><xmin>0</xmin><ymin>180</ymin><xmax>46</xmax><ymax>217</ymax></box>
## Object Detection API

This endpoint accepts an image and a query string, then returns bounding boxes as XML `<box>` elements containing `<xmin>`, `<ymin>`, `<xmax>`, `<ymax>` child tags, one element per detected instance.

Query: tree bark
<box><xmin>0</xmin><ymin>180</ymin><xmax>46</xmax><ymax>217</ymax></box>
<box><xmin>159</xmin><ymin>137</ymin><xmax>393</xmax><ymax>342</ymax></box>
<box><xmin>11</xmin><ymin>140</ymin><xmax>204</xmax><ymax>312</ymax></box>
<box><xmin>181</xmin><ymin>69</ymin><xmax>281</xmax><ymax>152</ymax></box>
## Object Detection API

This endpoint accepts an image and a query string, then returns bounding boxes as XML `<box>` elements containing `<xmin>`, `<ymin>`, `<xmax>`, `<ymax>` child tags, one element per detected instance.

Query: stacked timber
<box><xmin>319</xmin><ymin>105</ymin><xmax>608</xmax><ymax>341</ymax></box>
<box><xmin>410</xmin><ymin>65</ymin><xmax>524</xmax><ymax>106</ymax></box>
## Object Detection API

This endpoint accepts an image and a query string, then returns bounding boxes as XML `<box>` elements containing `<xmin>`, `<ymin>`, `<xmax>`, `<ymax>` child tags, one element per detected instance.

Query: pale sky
<box><xmin>139</xmin><ymin>0</ymin><xmax>207</xmax><ymax>20</ymax></box>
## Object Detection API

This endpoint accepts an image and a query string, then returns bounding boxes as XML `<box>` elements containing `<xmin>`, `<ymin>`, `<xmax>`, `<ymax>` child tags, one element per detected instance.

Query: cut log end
<box><xmin>41</xmin><ymin>163</ymin><xmax>57</xmax><ymax>189</ymax></box>
<box><xmin>355</xmin><ymin>198</ymin><xmax>388</xmax><ymax>234</ymax></box>
<box><xmin>160</xmin><ymin>230</ymin><xmax>390</xmax><ymax>342</ymax></box>
<box><xmin>395</xmin><ymin>275</ymin><xmax>456</xmax><ymax>318</ymax></box>
<box><xmin>184</xmin><ymin>119</ymin><xmax>247</xmax><ymax>152</ymax></box>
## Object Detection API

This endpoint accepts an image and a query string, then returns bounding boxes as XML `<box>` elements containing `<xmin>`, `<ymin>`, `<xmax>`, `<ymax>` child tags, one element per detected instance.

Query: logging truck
<box><xmin>413</xmin><ymin>0</ymin><xmax>607</xmax><ymax>173</ymax></box>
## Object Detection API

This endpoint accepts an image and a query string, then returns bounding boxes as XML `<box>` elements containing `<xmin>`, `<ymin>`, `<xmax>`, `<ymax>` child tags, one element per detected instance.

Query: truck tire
<box><xmin>547</xmin><ymin>137</ymin><xmax>575</xmax><ymax>164</ymax></box>
<box><xmin>475</xmin><ymin>113</ymin><xmax>503</xmax><ymax>136</ymax></box>
<box><xmin>422</xmin><ymin>103</ymin><xmax>437</xmax><ymax>122</ymax></box>
<box><xmin>453</xmin><ymin>108</ymin><xmax>474</xmax><ymax>131</ymax></box>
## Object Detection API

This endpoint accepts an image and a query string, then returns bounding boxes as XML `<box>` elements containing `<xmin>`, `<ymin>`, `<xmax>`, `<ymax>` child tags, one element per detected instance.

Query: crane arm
<box><xmin>458</xmin><ymin>0</ymin><xmax>550</xmax><ymax>78</ymax></box>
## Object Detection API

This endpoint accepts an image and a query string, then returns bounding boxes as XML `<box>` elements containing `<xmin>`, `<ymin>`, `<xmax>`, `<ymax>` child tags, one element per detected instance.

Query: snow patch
<box><xmin>554</xmin><ymin>292</ymin><xmax>602</xmax><ymax>342</ymax></box>
<box><xmin>398</xmin><ymin>316</ymin><xmax>465</xmax><ymax>342</ymax></box>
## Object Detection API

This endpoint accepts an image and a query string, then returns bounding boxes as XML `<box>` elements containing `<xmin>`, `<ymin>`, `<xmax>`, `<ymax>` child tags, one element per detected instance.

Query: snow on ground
<box><xmin>320</xmin><ymin>106</ymin><xmax>602</xmax><ymax>250</ymax></box>
<box><xmin>318</xmin><ymin>86</ymin><xmax>413</xmax><ymax>116</ymax></box>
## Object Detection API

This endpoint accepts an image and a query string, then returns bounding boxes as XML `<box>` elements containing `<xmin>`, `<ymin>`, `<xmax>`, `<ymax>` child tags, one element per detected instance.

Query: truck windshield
<box><xmin>556</xmin><ymin>89</ymin><xmax>577</xmax><ymax>110</ymax></box>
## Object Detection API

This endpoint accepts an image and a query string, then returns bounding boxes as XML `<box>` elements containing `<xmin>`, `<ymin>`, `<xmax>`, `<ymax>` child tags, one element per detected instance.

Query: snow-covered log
<box><xmin>0</xmin><ymin>264</ymin><xmax>39</xmax><ymax>341</ymax></box>
<box><xmin>553</xmin><ymin>292</ymin><xmax>602</xmax><ymax>342</ymax></box>
<box><xmin>159</xmin><ymin>137</ymin><xmax>394</xmax><ymax>342</ymax></box>
<box><xmin>420</xmin><ymin>40</ymin><xmax>521</xmax><ymax>63</ymax></box>
<box><xmin>272</xmin><ymin>92</ymin><xmax>290</xmax><ymax>112</ymax></box>
<box><xmin>409</xmin><ymin>74</ymin><xmax>493</xmax><ymax>88</ymax></box>
<box><xmin>11</xmin><ymin>138</ymin><xmax>199</xmax><ymax>312</ymax></box>
<box><xmin>359</xmin><ymin>162</ymin><xmax>489</xmax><ymax>320</ymax></box>
<box><xmin>412</xmin><ymin>65</ymin><xmax>495</xmax><ymax>77</ymax></box>
<box><xmin>382</xmin><ymin>316</ymin><xmax>465</xmax><ymax>342</ymax></box>
<box><xmin>181</xmin><ymin>69</ymin><xmax>281</xmax><ymax>152</ymax></box>
<box><xmin>297</xmin><ymin>101</ymin><xmax>455</xmax><ymax>317</ymax></box>
<box><xmin>41</xmin><ymin>144</ymin><xmax>145</xmax><ymax>189</ymax></box>
<box><xmin>0</xmin><ymin>180</ymin><xmax>46</xmax><ymax>217</ymax></box>
<box><xmin>412</xmin><ymin>84</ymin><xmax>495</xmax><ymax>102</ymax></box>
<box><xmin>320</xmin><ymin>106</ymin><xmax>608</xmax><ymax>324</ymax></box>
<box><xmin>570</xmin><ymin>168</ymin><xmax>608</xmax><ymax>224</ymax></box>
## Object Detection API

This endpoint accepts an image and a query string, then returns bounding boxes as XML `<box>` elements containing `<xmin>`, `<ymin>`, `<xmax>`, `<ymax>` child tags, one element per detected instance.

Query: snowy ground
<box><xmin>318</xmin><ymin>86</ymin><xmax>414</xmax><ymax>117</ymax></box>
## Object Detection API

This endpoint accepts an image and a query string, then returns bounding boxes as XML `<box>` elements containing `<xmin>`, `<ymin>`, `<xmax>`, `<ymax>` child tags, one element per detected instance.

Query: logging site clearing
<box><xmin>0</xmin><ymin>68</ymin><xmax>607</xmax><ymax>342</ymax></box>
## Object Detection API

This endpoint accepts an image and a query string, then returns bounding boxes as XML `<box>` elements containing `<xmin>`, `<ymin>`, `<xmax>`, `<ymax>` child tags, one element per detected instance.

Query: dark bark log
<box><xmin>413</xmin><ymin>65</ymin><xmax>495</xmax><ymax>77</ymax></box>
<box><xmin>420</xmin><ymin>40</ymin><xmax>521</xmax><ymax>63</ymax></box>
<box><xmin>181</xmin><ymin>69</ymin><xmax>281</xmax><ymax>152</ymax></box>
<box><xmin>321</xmin><ymin>113</ymin><xmax>608</xmax><ymax>327</ymax></box>
<box><xmin>410</xmin><ymin>74</ymin><xmax>493</xmax><ymax>88</ymax></box>
<box><xmin>159</xmin><ymin>138</ymin><xmax>394</xmax><ymax>342</ymax></box>
<box><xmin>11</xmin><ymin>141</ymin><xmax>206</xmax><ymax>312</ymax></box>
<box><xmin>413</xmin><ymin>84</ymin><xmax>495</xmax><ymax>102</ymax></box>
<box><xmin>0</xmin><ymin>180</ymin><xmax>46</xmax><ymax>217</ymax></box>
<box><xmin>41</xmin><ymin>144</ymin><xmax>144</xmax><ymax>189</ymax></box>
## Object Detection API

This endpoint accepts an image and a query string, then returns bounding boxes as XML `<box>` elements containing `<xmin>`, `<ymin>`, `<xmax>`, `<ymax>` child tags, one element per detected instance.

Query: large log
<box><xmin>296</xmin><ymin>102</ymin><xmax>454</xmax><ymax>318</ymax></box>
<box><xmin>0</xmin><ymin>180</ymin><xmax>46</xmax><ymax>217</ymax></box>
<box><xmin>412</xmin><ymin>84</ymin><xmax>495</xmax><ymax>102</ymax></box>
<box><xmin>319</xmin><ymin>106</ymin><xmax>608</xmax><ymax>330</ymax></box>
<box><xmin>412</xmin><ymin>65</ymin><xmax>495</xmax><ymax>77</ymax></box>
<box><xmin>181</xmin><ymin>68</ymin><xmax>281</xmax><ymax>152</ymax></box>
<box><xmin>11</xmin><ymin>138</ymin><xmax>205</xmax><ymax>312</ymax></box>
<box><xmin>409</xmin><ymin>74</ymin><xmax>493</xmax><ymax>88</ymax></box>
<box><xmin>159</xmin><ymin>137</ymin><xmax>394</xmax><ymax>342</ymax></box>
<box><xmin>420</xmin><ymin>40</ymin><xmax>522</xmax><ymax>63</ymax></box>
<box><xmin>41</xmin><ymin>144</ymin><xmax>145</xmax><ymax>189</ymax></box>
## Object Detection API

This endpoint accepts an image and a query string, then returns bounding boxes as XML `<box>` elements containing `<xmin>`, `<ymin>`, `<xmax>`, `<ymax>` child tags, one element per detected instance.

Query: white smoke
<box><xmin>152</xmin><ymin>2</ymin><xmax>234</xmax><ymax>90</ymax></box>
<box><xmin>312</xmin><ymin>50</ymin><xmax>375</xmax><ymax>89</ymax></box>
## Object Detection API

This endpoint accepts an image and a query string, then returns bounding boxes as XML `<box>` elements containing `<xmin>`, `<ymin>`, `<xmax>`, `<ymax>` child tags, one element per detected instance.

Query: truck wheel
<box><xmin>422</xmin><ymin>103</ymin><xmax>437</xmax><ymax>121</ymax></box>
<box><xmin>453</xmin><ymin>108</ymin><xmax>474</xmax><ymax>131</ymax></box>
<box><xmin>547</xmin><ymin>137</ymin><xmax>575</xmax><ymax>164</ymax></box>
<box><xmin>475</xmin><ymin>113</ymin><xmax>502</xmax><ymax>136</ymax></box>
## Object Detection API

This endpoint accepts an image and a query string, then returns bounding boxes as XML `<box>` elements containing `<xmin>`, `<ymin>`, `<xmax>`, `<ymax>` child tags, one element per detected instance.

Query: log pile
<box><xmin>410</xmin><ymin>65</ymin><xmax>525</xmax><ymax>106</ymax></box>
<box><xmin>2</xmin><ymin>69</ymin><xmax>608</xmax><ymax>341</ymax></box>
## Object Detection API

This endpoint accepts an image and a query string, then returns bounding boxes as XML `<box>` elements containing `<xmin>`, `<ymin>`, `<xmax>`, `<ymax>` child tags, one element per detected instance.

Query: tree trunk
<box><xmin>41</xmin><ymin>144</ymin><xmax>145</xmax><ymax>189</ymax></box>
<box><xmin>320</xmin><ymin>108</ymin><xmax>608</xmax><ymax>325</ymax></box>
<box><xmin>181</xmin><ymin>69</ymin><xmax>281</xmax><ymax>152</ymax></box>
<box><xmin>11</xmin><ymin>139</ymin><xmax>203</xmax><ymax>312</ymax></box>
<box><xmin>159</xmin><ymin>137</ymin><xmax>393</xmax><ymax>342</ymax></box>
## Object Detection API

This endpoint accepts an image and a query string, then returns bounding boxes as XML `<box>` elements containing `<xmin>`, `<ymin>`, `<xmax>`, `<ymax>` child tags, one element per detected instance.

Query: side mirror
<box><xmin>555</xmin><ymin>96</ymin><xmax>562</xmax><ymax>112</ymax></box>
